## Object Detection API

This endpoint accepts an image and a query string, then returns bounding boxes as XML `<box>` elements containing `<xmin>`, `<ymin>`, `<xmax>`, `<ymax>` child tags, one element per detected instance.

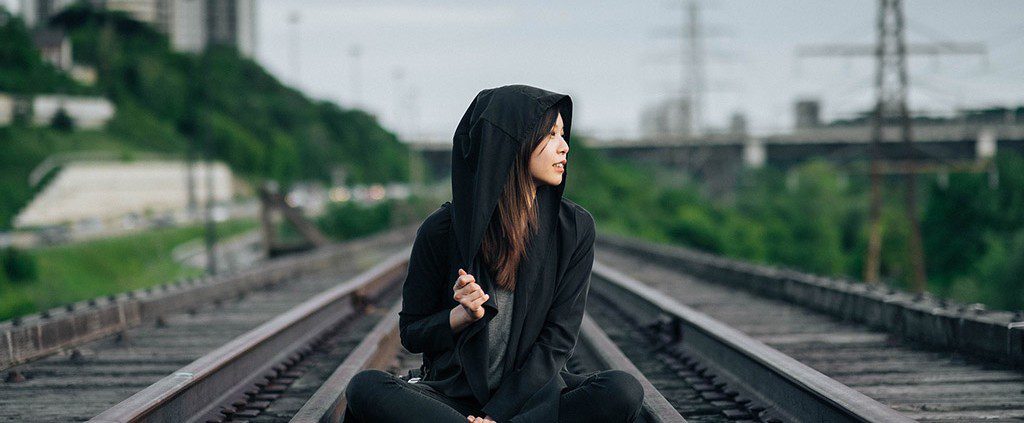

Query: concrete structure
<box><xmin>640</xmin><ymin>97</ymin><xmax>692</xmax><ymax>138</ymax></box>
<box><xmin>164</xmin><ymin>0</ymin><xmax>206</xmax><ymax>53</ymax></box>
<box><xmin>794</xmin><ymin>99</ymin><xmax>821</xmax><ymax>128</ymax></box>
<box><xmin>31</xmin><ymin>95</ymin><xmax>115</xmax><ymax>129</ymax></box>
<box><xmin>0</xmin><ymin>94</ymin><xmax>13</xmax><ymax>126</ymax></box>
<box><xmin>409</xmin><ymin>112</ymin><xmax>1024</xmax><ymax>199</ymax></box>
<box><xmin>30</xmin><ymin>27</ymin><xmax>72</xmax><ymax>70</ymax></box>
<box><xmin>205</xmin><ymin>0</ymin><xmax>256</xmax><ymax>56</ymax></box>
<box><xmin>14</xmin><ymin>160</ymin><xmax>233</xmax><ymax>228</ymax></box>
<box><xmin>18</xmin><ymin>0</ymin><xmax>256</xmax><ymax>57</ymax></box>
<box><xmin>18</xmin><ymin>0</ymin><xmax>76</xmax><ymax>28</ymax></box>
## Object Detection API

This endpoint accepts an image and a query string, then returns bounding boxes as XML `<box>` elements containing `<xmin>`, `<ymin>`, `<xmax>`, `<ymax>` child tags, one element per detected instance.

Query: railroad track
<box><xmin>84</xmin><ymin>247</ymin><xmax>911</xmax><ymax>422</ymax></box>
<box><xmin>596</xmin><ymin>234</ymin><xmax>1024</xmax><ymax>422</ymax></box>
<box><xmin>0</xmin><ymin>228</ymin><xmax>414</xmax><ymax>422</ymax></box>
<box><xmin>14</xmin><ymin>228</ymin><xmax>1012</xmax><ymax>422</ymax></box>
<box><xmin>89</xmin><ymin>251</ymin><xmax>411</xmax><ymax>423</ymax></box>
<box><xmin>86</xmin><ymin>252</ymin><xmax>683</xmax><ymax>423</ymax></box>
<box><xmin>289</xmin><ymin>305</ymin><xmax>685</xmax><ymax>423</ymax></box>
<box><xmin>588</xmin><ymin>262</ymin><xmax>910</xmax><ymax>423</ymax></box>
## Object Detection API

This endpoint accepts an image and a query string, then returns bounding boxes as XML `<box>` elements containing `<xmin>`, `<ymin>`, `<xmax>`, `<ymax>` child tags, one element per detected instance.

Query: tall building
<box><xmin>18</xmin><ymin>0</ymin><xmax>77</xmax><ymax>27</ymax></box>
<box><xmin>204</xmin><ymin>0</ymin><xmax>255</xmax><ymax>56</ymax></box>
<box><xmin>165</xmin><ymin>0</ymin><xmax>207</xmax><ymax>53</ymax></box>
<box><xmin>641</xmin><ymin>97</ymin><xmax>693</xmax><ymax>138</ymax></box>
<box><xmin>18</xmin><ymin>0</ymin><xmax>256</xmax><ymax>57</ymax></box>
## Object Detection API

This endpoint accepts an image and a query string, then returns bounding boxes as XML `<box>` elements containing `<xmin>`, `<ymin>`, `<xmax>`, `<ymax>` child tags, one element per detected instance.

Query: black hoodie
<box><xmin>397</xmin><ymin>85</ymin><xmax>596</xmax><ymax>422</ymax></box>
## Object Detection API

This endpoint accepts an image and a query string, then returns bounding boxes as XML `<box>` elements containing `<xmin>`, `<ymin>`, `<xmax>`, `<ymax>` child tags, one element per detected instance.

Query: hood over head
<box><xmin>450</xmin><ymin>84</ymin><xmax>573</xmax><ymax>270</ymax></box>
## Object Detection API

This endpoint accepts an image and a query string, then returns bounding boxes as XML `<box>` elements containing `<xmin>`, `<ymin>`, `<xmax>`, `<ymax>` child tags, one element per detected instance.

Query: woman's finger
<box><xmin>456</xmin><ymin>282</ymin><xmax>481</xmax><ymax>297</ymax></box>
<box><xmin>453</xmin><ymin>273</ymin><xmax>476</xmax><ymax>290</ymax></box>
<box><xmin>469</xmin><ymin>294</ymin><xmax>489</xmax><ymax>309</ymax></box>
<box><xmin>454</xmin><ymin>284</ymin><xmax>480</xmax><ymax>300</ymax></box>
<box><xmin>454</xmin><ymin>284</ymin><xmax>474</xmax><ymax>299</ymax></box>
<box><xmin>458</xmin><ymin>289</ymin><xmax>484</xmax><ymax>304</ymax></box>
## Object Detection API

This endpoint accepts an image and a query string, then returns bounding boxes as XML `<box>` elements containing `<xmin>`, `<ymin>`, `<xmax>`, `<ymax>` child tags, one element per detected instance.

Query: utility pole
<box><xmin>202</xmin><ymin>117</ymin><xmax>217</xmax><ymax>275</ymax></box>
<box><xmin>391</xmin><ymin>67</ymin><xmax>405</xmax><ymax>138</ymax></box>
<box><xmin>868</xmin><ymin>0</ymin><xmax>915</xmax><ymax>289</ymax></box>
<box><xmin>349</xmin><ymin>45</ymin><xmax>362</xmax><ymax>108</ymax></box>
<box><xmin>287</xmin><ymin>11</ymin><xmax>301</xmax><ymax>88</ymax></box>
<box><xmin>651</xmin><ymin>0</ymin><xmax>731</xmax><ymax>140</ymax></box>
<box><xmin>684</xmin><ymin>0</ymin><xmax>705</xmax><ymax>136</ymax></box>
<box><xmin>186</xmin><ymin>137</ymin><xmax>197</xmax><ymax>219</ymax></box>
<box><xmin>796</xmin><ymin>1</ymin><xmax>985</xmax><ymax>292</ymax></box>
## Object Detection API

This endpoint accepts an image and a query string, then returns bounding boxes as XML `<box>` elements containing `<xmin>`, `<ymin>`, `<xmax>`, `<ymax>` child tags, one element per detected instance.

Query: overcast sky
<box><xmin>253</xmin><ymin>1</ymin><xmax>1024</xmax><ymax>141</ymax></box>
<box><xmin>8</xmin><ymin>0</ymin><xmax>1022</xmax><ymax>141</ymax></box>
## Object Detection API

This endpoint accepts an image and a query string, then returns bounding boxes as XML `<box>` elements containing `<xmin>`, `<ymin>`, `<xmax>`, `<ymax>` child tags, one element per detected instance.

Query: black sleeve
<box><xmin>481</xmin><ymin>211</ymin><xmax>595</xmax><ymax>421</ymax></box>
<box><xmin>398</xmin><ymin>217</ymin><xmax>457</xmax><ymax>354</ymax></box>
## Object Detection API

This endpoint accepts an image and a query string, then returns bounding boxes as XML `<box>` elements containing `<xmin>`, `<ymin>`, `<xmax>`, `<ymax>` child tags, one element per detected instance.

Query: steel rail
<box><xmin>290</xmin><ymin>301</ymin><xmax>402</xmax><ymax>423</ymax></box>
<box><xmin>591</xmin><ymin>261</ymin><xmax>914</xmax><ymax>423</ymax></box>
<box><xmin>577</xmin><ymin>314</ymin><xmax>686</xmax><ymax>423</ymax></box>
<box><xmin>292</xmin><ymin>308</ymin><xmax>685</xmax><ymax>422</ymax></box>
<box><xmin>89</xmin><ymin>250</ymin><xmax>409</xmax><ymax>423</ymax></box>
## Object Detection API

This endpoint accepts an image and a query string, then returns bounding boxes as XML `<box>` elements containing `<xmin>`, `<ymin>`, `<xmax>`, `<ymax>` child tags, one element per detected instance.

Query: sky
<box><xmin>7</xmin><ymin>0</ymin><xmax>1024</xmax><ymax>141</ymax></box>
<box><xmin>253</xmin><ymin>0</ymin><xmax>1024</xmax><ymax>142</ymax></box>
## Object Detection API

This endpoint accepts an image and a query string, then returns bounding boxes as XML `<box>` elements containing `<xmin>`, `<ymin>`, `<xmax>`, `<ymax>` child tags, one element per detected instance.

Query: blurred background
<box><xmin>1</xmin><ymin>0</ymin><xmax>1022</xmax><ymax>320</ymax></box>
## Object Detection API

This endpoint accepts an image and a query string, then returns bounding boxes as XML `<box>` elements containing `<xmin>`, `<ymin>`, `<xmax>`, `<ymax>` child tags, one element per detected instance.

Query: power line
<box><xmin>795</xmin><ymin>0</ymin><xmax>987</xmax><ymax>292</ymax></box>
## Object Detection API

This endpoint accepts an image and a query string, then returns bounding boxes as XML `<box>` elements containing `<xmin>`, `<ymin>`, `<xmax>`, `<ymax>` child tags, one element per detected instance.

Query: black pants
<box><xmin>343</xmin><ymin>369</ymin><xmax>644</xmax><ymax>422</ymax></box>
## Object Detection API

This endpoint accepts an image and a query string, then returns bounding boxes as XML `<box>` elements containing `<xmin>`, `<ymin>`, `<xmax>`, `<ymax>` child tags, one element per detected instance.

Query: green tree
<box><xmin>2</xmin><ymin>247</ymin><xmax>38</xmax><ymax>283</ymax></box>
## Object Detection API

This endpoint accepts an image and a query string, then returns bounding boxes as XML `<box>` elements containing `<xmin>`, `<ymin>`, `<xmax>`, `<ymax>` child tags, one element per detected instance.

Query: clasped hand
<box><xmin>453</xmin><ymin>268</ymin><xmax>489</xmax><ymax>322</ymax></box>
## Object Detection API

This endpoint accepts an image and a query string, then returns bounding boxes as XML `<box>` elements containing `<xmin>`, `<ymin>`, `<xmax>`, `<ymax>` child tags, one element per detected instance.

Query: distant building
<box><xmin>205</xmin><ymin>0</ymin><xmax>255</xmax><ymax>56</ymax></box>
<box><xmin>0</xmin><ymin>94</ymin><xmax>14</xmax><ymax>126</ymax></box>
<box><xmin>729</xmin><ymin>112</ymin><xmax>748</xmax><ymax>135</ymax></box>
<box><xmin>31</xmin><ymin>95</ymin><xmax>115</xmax><ymax>129</ymax></box>
<box><xmin>30</xmin><ymin>27</ymin><xmax>72</xmax><ymax>70</ymax></box>
<box><xmin>795</xmin><ymin>99</ymin><xmax>821</xmax><ymax>128</ymax></box>
<box><xmin>18</xmin><ymin>0</ymin><xmax>76</xmax><ymax>28</ymax></box>
<box><xmin>640</xmin><ymin>97</ymin><xmax>693</xmax><ymax>138</ymax></box>
<box><xmin>18</xmin><ymin>0</ymin><xmax>256</xmax><ymax>57</ymax></box>
<box><xmin>164</xmin><ymin>0</ymin><xmax>206</xmax><ymax>53</ymax></box>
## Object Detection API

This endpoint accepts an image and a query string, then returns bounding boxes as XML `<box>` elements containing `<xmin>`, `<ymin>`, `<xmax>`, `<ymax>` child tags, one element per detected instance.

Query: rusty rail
<box><xmin>89</xmin><ymin>250</ymin><xmax>409</xmax><ymax>423</ymax></box>
<box><xmin>591</xmin><ymin>261</ymin><xmax>914</xmax><ymax>423</ymax></box>
<box><xmin>291</xmin><ymin>306</ymin><xmax>686</xmax><ymax>422</ymax></box>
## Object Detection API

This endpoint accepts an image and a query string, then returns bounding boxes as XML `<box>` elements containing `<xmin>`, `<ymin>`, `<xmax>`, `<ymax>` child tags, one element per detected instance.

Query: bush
<box><xmin>51</xmin><ymin>108</ymin><xmax>75</xmax><ymax>132</ymax></box>
<box><xmin>317</xmin><ymin>201</ymin><xmax>393</xmax><ymax>241</ymax></box>
<box><xmin>2</xmin><ymin>247</ymin><xmax>38</xmax><ymax>283</ymax></box>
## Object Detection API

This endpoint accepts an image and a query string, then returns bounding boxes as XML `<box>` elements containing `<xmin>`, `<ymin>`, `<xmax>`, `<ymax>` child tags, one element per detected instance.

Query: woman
<box><xmin>344</xmin><ymin>85</ymin><xmax>644</xmax><ymax>423</ymax></box>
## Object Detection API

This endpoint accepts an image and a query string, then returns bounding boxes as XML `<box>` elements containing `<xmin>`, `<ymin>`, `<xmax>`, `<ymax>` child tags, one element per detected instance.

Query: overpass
<box><xmin>408</xmin><ymin>119</ymin><xmax>1024</xmax><ymax>197</ymax></box>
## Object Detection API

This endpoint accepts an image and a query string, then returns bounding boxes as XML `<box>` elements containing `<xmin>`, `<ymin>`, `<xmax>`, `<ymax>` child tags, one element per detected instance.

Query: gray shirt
<box><xmin>486</xmin><ymin>285</ymin><xmax>515</xmax><ymax>392</ymax></box>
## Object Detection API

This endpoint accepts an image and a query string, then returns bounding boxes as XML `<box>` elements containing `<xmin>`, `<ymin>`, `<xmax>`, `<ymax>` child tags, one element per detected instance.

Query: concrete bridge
<box><xmin>409</xmin><ymin>119</ymin><xmax>1024</xmax><ymax>197</ymax></box>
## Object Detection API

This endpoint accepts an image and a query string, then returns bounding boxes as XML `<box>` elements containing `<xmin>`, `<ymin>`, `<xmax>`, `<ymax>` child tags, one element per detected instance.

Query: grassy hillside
<box><xmin>0</xmin><ymin>5</ymin><xmax>409</xmax><ymax>229</ymax></box>
<box><xmin>0</xmin><ymin>219</ymin><xmax>256</xmax><ymax>321</ymax></box>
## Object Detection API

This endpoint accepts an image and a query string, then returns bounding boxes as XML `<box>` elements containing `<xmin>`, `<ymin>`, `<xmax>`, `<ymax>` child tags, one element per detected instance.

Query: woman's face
<box><xmin>529</xmin><ymin>113</ymin><xmax>568</xmax><ymax>187</ymax></box>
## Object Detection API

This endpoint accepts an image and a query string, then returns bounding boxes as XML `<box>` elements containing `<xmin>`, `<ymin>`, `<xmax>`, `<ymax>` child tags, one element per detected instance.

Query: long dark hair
<box><xmin>480</xmin><ymin>106</ymin><xmax>561</xmax><ymax>290</ymax></box>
